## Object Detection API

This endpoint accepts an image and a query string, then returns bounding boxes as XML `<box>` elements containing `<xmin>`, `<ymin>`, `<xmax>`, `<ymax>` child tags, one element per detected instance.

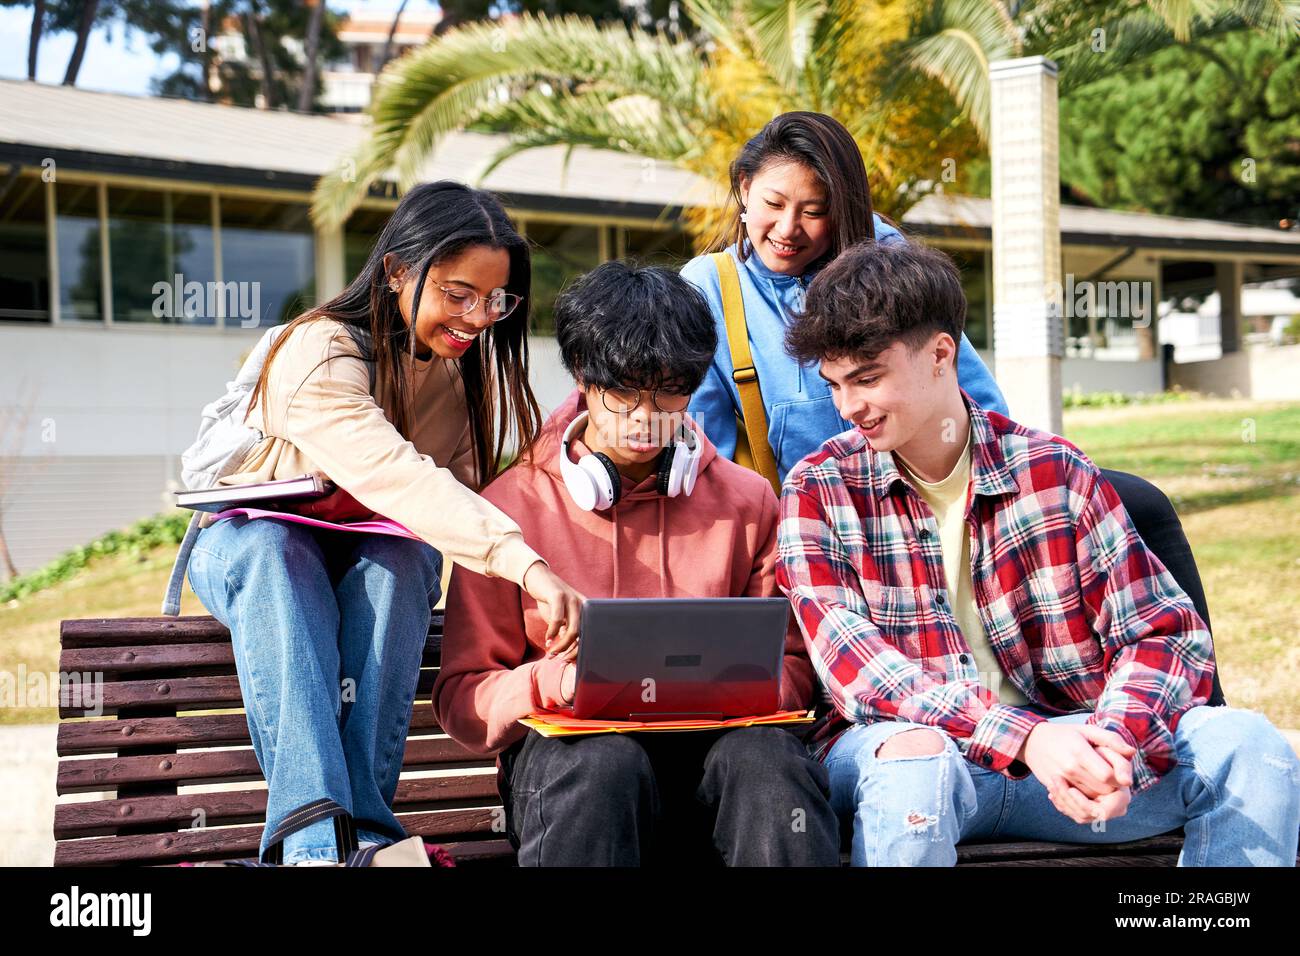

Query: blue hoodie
<box><xmin>681</xmin><ymin>221</ymin><xmax>1009</xmax><ymax>481</ymax></box>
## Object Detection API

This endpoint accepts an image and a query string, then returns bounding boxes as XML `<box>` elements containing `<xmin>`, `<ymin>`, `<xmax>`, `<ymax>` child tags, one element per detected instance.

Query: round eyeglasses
<box><xmin>436</xmin><ymin>284</ymin><xmax>522</xmax><ymax>323</ymax></box>
<box><xmin>600</xmin><ymin>385</ymin><xmax>692</xmax><ymax>414</ymax></box>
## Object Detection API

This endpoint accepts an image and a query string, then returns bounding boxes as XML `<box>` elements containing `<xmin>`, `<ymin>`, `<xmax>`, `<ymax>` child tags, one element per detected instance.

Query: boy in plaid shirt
<box><xmin>777</xmin><ymin>240</ymin><xmax>1300</xmax><ymax>866</ymax></box>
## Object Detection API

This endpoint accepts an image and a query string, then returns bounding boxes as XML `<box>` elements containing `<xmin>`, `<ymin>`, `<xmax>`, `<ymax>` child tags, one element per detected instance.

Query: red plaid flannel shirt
<box><xmin>776</xmin><ymin>392</ymin><xmax>1215</xmax><ymax>792</ymax></box>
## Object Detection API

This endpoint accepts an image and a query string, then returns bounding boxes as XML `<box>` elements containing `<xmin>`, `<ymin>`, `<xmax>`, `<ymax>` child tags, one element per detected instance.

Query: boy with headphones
<box><xmin>433</xmin><ymin>261</ymin><xmax>839</xmax><ymax>866</ymax></box>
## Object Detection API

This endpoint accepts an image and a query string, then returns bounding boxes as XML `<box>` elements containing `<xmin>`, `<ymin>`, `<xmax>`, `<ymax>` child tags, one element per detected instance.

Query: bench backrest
<box><xmin>54</xmin><ymin>613</ymin><xmax>513</xmax><ymax>866</ymax></box>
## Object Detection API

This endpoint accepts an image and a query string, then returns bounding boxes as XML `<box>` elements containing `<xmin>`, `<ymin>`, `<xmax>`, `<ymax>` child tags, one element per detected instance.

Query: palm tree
<box><xmin>900</xmin><ymin>0</ymin><xmax>1299</xmax><ymax>140</ymax></box>
<box><xmin>314</xmin><ymin>0</ymin><xmax>980</xmax><ymax>238</ymax></box>
<box><xmin>312</xmin><ymin>0</ymin><xmax>1296</xmax><ymax>237</ymax></box>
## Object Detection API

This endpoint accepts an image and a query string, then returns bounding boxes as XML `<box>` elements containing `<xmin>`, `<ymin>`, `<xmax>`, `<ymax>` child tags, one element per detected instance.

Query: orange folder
<box><xmin>519</xmin><ymin>709</ymin><xmax>816</xmax><ymax>738</ymax></box>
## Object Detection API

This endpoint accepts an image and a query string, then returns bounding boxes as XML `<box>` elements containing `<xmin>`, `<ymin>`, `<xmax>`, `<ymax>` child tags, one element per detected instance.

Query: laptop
<box><xmin>570</xmin><ymin>598</ymin><xmax>789</xmax><ymax>722</ymax></box>
<box><xmin>175</xmin><ymin>474</ymin><xmax>335</xmax><ymax>513</ymax></box>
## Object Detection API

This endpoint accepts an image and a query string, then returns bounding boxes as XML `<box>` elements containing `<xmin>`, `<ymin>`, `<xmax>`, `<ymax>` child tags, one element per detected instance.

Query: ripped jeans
<box><xmin>825</xmin><ymin>707</ymin><xmax>1300</xmax><ymax>867</ymax></box>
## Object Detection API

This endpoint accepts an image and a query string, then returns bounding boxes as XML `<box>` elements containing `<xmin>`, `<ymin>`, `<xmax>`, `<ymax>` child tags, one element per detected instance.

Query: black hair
<box><xmin>554</xmin><ymin>260</ymin><xmax>718</xmax><ymax>394</ymax></box>
<box><xmin>249</xmin><ymin>180</ymin><xmax>542</xmax><ymax>485</ymax></box>
<box><xmin>709</xmin><ymin>111</ymin><xmax>890</xmax><ymax>269</ymax></box>
<box><xmin>786</xmin><ymin>241</ymin><xmax>966</xmax><ymax>368</ymax></box>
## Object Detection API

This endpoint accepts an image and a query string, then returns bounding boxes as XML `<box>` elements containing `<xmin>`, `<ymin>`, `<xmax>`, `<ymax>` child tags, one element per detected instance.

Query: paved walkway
<box><xmin>2</xmin><ymin>723</ymin><xmax>56</xmax><ymax>867</ymax></box>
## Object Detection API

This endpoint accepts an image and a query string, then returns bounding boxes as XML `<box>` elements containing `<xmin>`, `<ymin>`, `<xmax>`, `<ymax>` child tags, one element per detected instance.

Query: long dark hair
<box><xmin>248</xmin><ymin>180</ymin><xmax>542</xmax><ymax>486</ymax></box>
<box><xmin>709</xmin><ymin>111</ymin><xmax>886</xmax><ymax>271</ymax></box>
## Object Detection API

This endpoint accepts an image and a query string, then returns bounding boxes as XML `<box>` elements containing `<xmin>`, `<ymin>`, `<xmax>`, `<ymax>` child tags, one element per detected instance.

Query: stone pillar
<box><xmin>314</xmin><ymin>223</ymin><xmax>346</xmax><ymax>304</ymax></box>
<box><xmin>990</xmin><ymin>56</ymin><xmax>1063</xmax><ymax>435</ymax></box>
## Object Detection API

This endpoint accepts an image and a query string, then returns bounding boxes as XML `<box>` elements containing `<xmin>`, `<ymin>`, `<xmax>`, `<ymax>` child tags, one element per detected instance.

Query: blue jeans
<box><xmin>187</xmin><ymin>515</ymin><xmax>442</xmax><ymax>864</ymax></box>
<box><xmin>826</xmin><ymin>706</ymin><xmax>1300</xmax><ymax>867</ymax></box>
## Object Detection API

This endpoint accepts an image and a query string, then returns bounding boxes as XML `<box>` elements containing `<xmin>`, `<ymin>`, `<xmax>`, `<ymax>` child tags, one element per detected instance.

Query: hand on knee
<box><xmin>876</xmin><ymin>728</ymin><xmax>946</xmax><ymax>760</ymax></box>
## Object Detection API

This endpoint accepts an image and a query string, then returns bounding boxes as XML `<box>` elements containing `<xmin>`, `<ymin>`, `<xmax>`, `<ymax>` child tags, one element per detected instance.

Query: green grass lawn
<box><xmin>1063</xmin><ymin>398</ymin><xmax>1300</xmax><ymax>730</ymax></box>
<box><xmin>2</xmin><ymin>397</ymin><xmax>1297</xmax><ymax>728</ymax></box>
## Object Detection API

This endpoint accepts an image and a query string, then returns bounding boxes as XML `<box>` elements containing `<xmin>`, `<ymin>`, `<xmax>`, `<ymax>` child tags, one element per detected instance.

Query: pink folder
<box><xmin>210</xmin><ymin>508</ymin><xmax>422</xmax><ymax>542</ymax></box>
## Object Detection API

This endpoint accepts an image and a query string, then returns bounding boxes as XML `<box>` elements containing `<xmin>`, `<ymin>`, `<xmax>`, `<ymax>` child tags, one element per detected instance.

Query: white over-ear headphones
<box><xmin>559</xmin><ymin>412</ymin><xmax>703</xmax><ymax>512</ymax></box>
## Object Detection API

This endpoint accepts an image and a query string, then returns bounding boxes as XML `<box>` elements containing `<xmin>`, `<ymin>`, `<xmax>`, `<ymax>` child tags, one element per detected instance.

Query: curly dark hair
<box><xmin>785</xmin><ymin>241</ymin><xmax>967</xmax><ymax>368</ymax></box>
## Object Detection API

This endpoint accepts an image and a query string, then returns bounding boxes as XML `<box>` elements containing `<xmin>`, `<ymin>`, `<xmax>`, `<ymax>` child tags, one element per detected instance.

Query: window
<box><xmin>622</xmin><ymin>227</ymin><xmax>694</xmax><ymax>270</ymax></box>
<box><xmin>0</xmin><ymin>174</ymin><xmax>50</xmax><ymax>322</ymax></box>
<box><xmin>107</xmin><ymin>187</ymin><xmax>216</xmax><ymax>324</ymax></box>
<box><xmin>945</xmin><ymin>247</ymin><xmax>990</xmax><ymax>350</ymax></box>
<box><xmin>219</xmin><ymin>196</ymin><xmax>315</xmax><ymax>328</ymax></box>
<box><xmin>525</xmin><ymin>221</ymin><xmax>601</xmax><ymax>335</ymax></box>
<box><xmin>55</xmin><ymin>182</ymin><xmax>103</xmax><ymax>323</ymax></box>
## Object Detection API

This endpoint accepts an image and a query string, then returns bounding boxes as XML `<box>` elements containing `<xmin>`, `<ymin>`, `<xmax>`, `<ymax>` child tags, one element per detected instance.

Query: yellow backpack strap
<box><xmin>709</xmin><ymin>252</ymin><xmax>781</xmax><ymax>496</ymax></box>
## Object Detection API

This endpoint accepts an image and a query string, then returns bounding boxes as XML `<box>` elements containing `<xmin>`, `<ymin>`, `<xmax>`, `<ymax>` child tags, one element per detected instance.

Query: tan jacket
<box><xmin>207</xmin><ymin>317</ymin><xmax>542</xmax><ymax>588</ymax></box>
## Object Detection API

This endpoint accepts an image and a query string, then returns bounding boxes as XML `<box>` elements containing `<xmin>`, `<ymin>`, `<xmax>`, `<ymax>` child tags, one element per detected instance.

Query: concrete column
<box><xmin>1216</xmin><ymin>259</ymin><xmax>1244</xmax><ymax>354</ymax></box>
<box><xmin>990</xmin><ymin>56</ymin><xmax>1063</xmax><ymax>435</ymax></box>
<box><xmin>314</xmin><ymin>223</ymin><xmax>346</xmax><ymax>304</ymax></box>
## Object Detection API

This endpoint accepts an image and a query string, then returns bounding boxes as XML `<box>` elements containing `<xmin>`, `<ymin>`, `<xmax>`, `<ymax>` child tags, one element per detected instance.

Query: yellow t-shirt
<box><xmin>895</xmin><ymin>433</ymin><xmax>1028</xmax><ymax>706</ymax></box>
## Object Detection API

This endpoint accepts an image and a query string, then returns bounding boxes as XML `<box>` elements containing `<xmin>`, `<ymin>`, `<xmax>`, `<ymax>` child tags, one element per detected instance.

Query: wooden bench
<box><xmin>54</xmin><ymin>612</ymin><xmax>1191</xmax><ymax>866</ymax></box>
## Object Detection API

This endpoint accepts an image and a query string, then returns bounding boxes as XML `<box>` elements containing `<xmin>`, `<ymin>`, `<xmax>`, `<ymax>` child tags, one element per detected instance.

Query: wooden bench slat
<box><xmin>61</xmin><ymin>642</ymin><xmax>237</xmax><ymax>675</ymax></box>
<box><xmin>53</xmin><ymin>774</ymin><xmax>502</xmax><ymax>837</ymax></box>
<box><xmin>966</xmin><ymin>853</ymin><xmax>1180</xmax><ymax>867</ymax></box>
<box><xmin>57</xmin><ymin>707</ymin><xmax>443</xmax><ymax>755</ymax></box>
<box><xmin>60</xmin><ymin>615</ymin><xmax>443</xmax><ymax>648</ymax></box>
<box><xmin>59</xmin><ymin>644</ymin><xmax>444</xmax><ymax>678</ymax></box>
<box><xmin>60</xmin><ymin>670</ymin><xmax>441</xmax><ymax>717</ymax></box>
<box><xmin>53</xmin><ymin>808</ymin><xmax>500</xmax><ymax>866</ymax></box>
<box><xmin>956</xmin><ymin>834</ymin><xmax>1185</xmax><ymax>863</ymax></box>
<box><xmin>57</xmin><ymin>736</ymin><xmax>490</xmax><ymax>794</ymax></box>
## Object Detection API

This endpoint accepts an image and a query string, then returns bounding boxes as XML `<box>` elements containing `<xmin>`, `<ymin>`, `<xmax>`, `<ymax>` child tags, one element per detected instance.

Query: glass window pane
<box><xmin>945</xmin><ymin>247</ymin><xmax>990</xmax><ymax>350</ymax></box>
<box><xmin>55</xmin><ymin>182</ymin><xmax>103</xmax><ymax>323</ymax></box>
<box><xmin>0</xmin><ymin>175</ymin><xmax>50</xmax><ymax>322</ymax></box>
<box><xmin>344</xmin><ymin>207</ymin><xmax>392</xmax><ymax>284</ymax></box>
<box><xmin>107</xmin><ymin>187</ymin><xmax>216</xmax><ymax>324</ymax></box>
<box><xmin>219</xmin><ymin>196</ymin><xmax>315</xmax><ymax>328</ymax></box>
<box><xmin>526</xmin><ymin>221</ymin><xmax>600</xmax><ymax>335</ymax></box>
<box><xmin>623</xmin><ymin>227</ymin><xmax>694</xmax><ymax>270</ymax></box>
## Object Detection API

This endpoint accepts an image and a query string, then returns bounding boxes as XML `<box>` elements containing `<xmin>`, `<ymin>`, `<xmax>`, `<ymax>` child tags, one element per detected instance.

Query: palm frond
<box><xmin>897</xmin><ymin>0</ymin><xmax>1018</xmax><ymax>141</ymax></box>
<box><xmin>312</xmin><ymin>12</ymin><xmax>709</xmax><ymax>229</ymax></box>
<box><xmin>745</xmin><ymin>0</ymin><xmax>833</xmax><ymax>91</ymax></box>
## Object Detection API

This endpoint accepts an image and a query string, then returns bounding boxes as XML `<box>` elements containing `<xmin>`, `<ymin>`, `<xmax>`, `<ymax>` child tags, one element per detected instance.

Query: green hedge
<box><xmin>1</xmin><ymin>511</ymin><xmax>191</xmax><ymax>604</ymax></box>
<box><xmin>1061</xmin><ymin>387</ymin><xmax>1198</xmax><ymax>410</ymax></box>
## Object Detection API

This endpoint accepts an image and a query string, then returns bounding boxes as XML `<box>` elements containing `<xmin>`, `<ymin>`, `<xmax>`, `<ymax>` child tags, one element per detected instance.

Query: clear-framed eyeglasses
<box><xmin>600</xmin><ymin>385</ymin><xmax>692</xmax><ymax>414</ymax></box>
<box><xmin>436</xmin><ymin>284</ymin><xmax>523</xmax><ymax>323</ymax></box>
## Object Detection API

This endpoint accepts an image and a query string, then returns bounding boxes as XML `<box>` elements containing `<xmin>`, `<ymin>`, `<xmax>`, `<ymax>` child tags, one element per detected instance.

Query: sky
<box><xmin>0</xmin><ymin>1</ymin><xmax>413</xmax><ymax>96</ymax></box>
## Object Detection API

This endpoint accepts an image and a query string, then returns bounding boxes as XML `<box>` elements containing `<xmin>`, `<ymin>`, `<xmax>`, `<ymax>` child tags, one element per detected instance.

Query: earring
<box><xmin>937</xmin><ymin>367</ymin><xmax>945</xmax><ymax>376</ymax></box>
<box><xmin>739</xmin><ymin>209</ymin><xmax>748</xmax><ymax>223</ymax></box>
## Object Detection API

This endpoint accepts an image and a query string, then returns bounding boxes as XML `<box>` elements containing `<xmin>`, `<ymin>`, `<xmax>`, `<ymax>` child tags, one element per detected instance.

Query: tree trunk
<box><xmin>200</xmin><ymin>1</ymin><xmax>215</xmax><ymax>101</ymax></box>
<box><xmin>245</xmin><ymin>4</ymin><xmax>276</xmax><ymax>109</ymax></box>
<box><xmin>378</xmin><ymin>0</ymin><xmax>410</xmax><ymax>72</ymax></box>
<box><xmin>0</xmin><ymin>526</ymin><xmax>17</xmax><ymax>584</ymax></box>
<box><xmin>297</xmin><ymin>0</ymin><xmax>325</xmax><ymax>112</ymax></box>
<box><xmin>27</xmin><ymin>0</ymin><xmax>45</xmax><ymax>81</ymax></box>
<box><xmin>62</xmin><ymin>0</ymin><xmax>100</xmax><ymax>87</ymax></box>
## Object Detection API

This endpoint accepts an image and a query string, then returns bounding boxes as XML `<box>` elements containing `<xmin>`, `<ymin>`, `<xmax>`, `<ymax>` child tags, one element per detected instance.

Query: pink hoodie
<box><xmin>433</xmin><ymin>388</ymin><xmax>817</xmax><ymax>756</ymax></box>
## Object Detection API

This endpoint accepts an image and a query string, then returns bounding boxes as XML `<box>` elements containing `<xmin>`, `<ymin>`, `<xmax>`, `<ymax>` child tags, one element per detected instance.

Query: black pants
<box><xmin>498</xmin><ymin>726</ymin><xmax>840</xmax><ymax>866</ymax></box>
<box><xmin>1100</xmin><ymin>469</ymin><xmax>1226</xmax><ymax>706</ymax></box>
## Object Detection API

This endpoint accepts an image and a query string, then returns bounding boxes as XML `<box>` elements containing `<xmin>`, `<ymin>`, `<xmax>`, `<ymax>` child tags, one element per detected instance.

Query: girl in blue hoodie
<box><xmin>682</xmin><ymin>111</ymin><xmax>1007</xmax><ymax>481</ymax></box>
<box><xmin>682</xmin><ymin>110</ymin><xmax>1225</xmax><ymax>709</ymax></box>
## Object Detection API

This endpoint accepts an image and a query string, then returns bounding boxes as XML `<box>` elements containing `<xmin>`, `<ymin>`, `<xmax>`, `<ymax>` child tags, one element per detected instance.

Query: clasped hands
<box><xmin>1018</xmin><ymin>723</ymin><xmax>1137</xmax><ymax>825</ymax></box>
